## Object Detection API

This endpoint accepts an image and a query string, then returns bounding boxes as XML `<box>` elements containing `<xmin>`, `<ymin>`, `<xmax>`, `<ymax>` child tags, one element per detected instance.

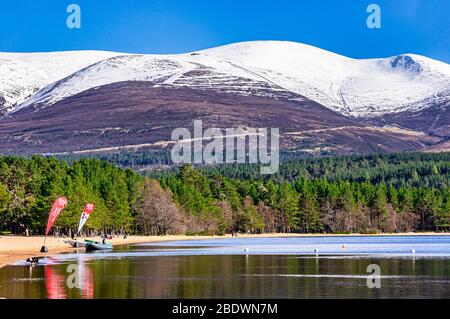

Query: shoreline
<box><xmin>1</xmin><ymin>232</ymin><xmax>449</xmax><ymax>269</ymax></box>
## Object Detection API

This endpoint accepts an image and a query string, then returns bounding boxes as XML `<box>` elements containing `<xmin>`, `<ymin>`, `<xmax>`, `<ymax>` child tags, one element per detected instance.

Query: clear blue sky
<box><xmin>1</xmin><ymin>0</ymin><xmax>449</xmax><ymax>63</ymax></box>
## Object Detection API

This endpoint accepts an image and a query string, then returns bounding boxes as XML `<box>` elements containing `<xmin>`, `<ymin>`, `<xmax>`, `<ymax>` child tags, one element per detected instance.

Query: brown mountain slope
<box><xmin>0</xmin><ymin>81</ymin><xmax>443</xmax><ymax>156</ymax></box>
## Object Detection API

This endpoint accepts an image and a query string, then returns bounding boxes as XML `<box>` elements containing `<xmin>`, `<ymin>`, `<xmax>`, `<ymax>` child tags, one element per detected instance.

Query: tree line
<box><xmin>0</xmin><ymin>153</ymin><xmax>449</xmax><ymax>236</ymax></box>
<box><xmin>0</xmin><ymin>156</ymin><xmax>141</xmax><ymax>236</ymax></box>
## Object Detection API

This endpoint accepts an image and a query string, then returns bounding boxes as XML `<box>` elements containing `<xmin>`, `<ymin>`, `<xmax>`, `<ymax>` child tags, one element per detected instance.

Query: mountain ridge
<box><xmin>0</xmin><ymin>41</ymin><xmax>449</xmax><ymax>157</ymax></box>
<box><xmin>1</xmin><ymin>41</ymin><xmax>449</xmax><ymax>118</ymax></box>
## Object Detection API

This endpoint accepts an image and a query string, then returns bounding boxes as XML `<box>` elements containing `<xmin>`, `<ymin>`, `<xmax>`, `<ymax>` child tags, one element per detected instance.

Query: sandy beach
<box><xmin>1</xmin><ymin>232</ymin><xmax>448</xmax><ymax>269</ymax></box>
<box><xmin>0</xmin><ymin>233</ymin><xmax>303</xmax><ymax>268</ymax></box>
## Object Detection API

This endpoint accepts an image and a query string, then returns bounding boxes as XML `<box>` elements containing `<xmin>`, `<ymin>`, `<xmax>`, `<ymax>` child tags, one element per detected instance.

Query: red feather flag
<box><xmin>45</xmin><ymin>197</ymin><xmax>68</xmax><ymax>236</ymax></box>
<box><xmin>77</xmin><ymin>203</ymin><xmax>95</xmax><ymax>234</ymax></box>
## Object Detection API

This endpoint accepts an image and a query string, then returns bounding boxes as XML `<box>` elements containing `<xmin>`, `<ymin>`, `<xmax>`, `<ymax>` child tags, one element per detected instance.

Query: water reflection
<box><xmin>76</xmin><ymin>260</ymin><xmax>94</xmax><ymax>299</ymax></box>
<box><xmin>42</xmin><ymin>258</ymin><xmax>95</xmax><ymax>299</ymax></box>
<box><xmin>45</xmin><ymin>265</ymin><xmax>66</xmax><ymax>299</ymax></box>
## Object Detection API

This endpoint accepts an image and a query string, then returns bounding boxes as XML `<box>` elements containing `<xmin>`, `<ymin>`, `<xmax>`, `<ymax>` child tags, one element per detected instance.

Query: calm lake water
<box><xmin>0</xmin><ymin>236</ymin><xmax>449</xmax><ymax>299</ymax></box>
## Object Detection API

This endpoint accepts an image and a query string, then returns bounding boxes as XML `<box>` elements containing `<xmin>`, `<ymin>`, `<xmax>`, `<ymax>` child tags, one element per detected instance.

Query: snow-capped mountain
<box><xmin>202</xmin><ymin>42</ymin><xmax>450</xmax><ymax>117</ymax></box>
<box><xmin>1</xmin><ymin>41</ymin><xmax>449</xmax><ymax>156</ymax></box>
<box><xmin>0</xmin><ymin>50</ymin><xmax>121</xmax><ymax>114</ymax></box>
<box><xmin>2</xmin><ymin>41</ymin><xmax>449</xmax><ymax>118</ymax></box>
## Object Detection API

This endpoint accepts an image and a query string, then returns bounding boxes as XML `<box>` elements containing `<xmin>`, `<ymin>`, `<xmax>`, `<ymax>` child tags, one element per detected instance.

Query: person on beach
<box><xmin>102</xmin><ymin>233</ymin><xmax>107</xmax><ymax>244</ymax></box>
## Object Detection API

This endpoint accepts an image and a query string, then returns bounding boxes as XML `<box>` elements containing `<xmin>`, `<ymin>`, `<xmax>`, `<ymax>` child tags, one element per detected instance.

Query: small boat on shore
<box><xmin>66</xmin><ymin>239</ymin><xmax>87</xmax><ymax>248</ymax></box>
<box><xmin>85</xmin><ymin>241</ymin><xmax>113</xmax><ymax>251</ymax></box>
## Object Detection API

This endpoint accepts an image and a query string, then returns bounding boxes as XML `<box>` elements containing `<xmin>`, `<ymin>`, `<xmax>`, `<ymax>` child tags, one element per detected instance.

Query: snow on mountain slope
<box><xmin>0</xmin><ymin>50</ymin><xmax>121</xmax><ymax>113</ymax></box>
<box><xmin>17</xmin><ymin>51</ymin><xmax>298</xmax><ymax>112</ymax></box>
<box><xmin>3</xmin><ymin>41</ymin><xmax>450</xmax><ymax>118</ymax></box>
<box><xmin>202</xmin><ymin>41</ymin><xmax>450</xmax><ymax>116</ymax></box>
